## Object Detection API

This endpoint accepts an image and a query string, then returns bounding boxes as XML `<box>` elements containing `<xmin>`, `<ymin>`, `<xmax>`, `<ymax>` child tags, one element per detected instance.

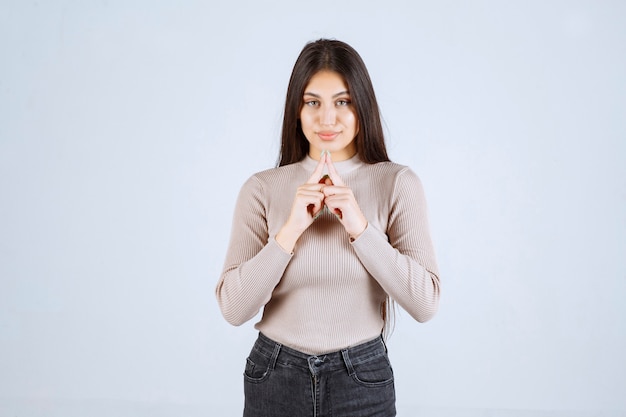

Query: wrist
<box><xmin>275</xmin><ymin>223</ymin><xmax>302</xmax><ymax>253</ymax></box>
<box><xmin>349</xmin><ymin>221</ymin><xmax>368</xmax><ymax>242</ymax></box>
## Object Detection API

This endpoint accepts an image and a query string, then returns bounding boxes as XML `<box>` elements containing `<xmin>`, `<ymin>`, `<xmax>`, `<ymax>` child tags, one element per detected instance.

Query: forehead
<box><xmin>304</xmin><ymin>70</ymin><xmax>348</xmax><ymax>93</ymax></box>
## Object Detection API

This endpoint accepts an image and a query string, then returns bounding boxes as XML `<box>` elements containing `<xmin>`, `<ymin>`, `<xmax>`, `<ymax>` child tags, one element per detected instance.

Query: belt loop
<box><xmin>269</xmin><ymin>341</ymin><xmax>281</xmax><ymax>370</ymax></box>
<box><xmin>341</xmin><ymin>349</ymin><xmax>355</xmax><ymax>376</ymax></box>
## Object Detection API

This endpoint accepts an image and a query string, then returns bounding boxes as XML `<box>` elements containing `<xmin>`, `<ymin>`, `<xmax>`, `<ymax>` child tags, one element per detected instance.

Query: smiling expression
<box><xmin>300</xmin><ymin>70</ymin><xmax>359</xmax><ymax>161</ymax></box>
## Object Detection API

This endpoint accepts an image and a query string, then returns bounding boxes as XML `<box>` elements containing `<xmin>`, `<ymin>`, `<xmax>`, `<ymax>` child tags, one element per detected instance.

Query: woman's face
<box><xmin>300</xmin><ymin>70</ymin><xmax>359</xmax><ymax>161</ymax></box>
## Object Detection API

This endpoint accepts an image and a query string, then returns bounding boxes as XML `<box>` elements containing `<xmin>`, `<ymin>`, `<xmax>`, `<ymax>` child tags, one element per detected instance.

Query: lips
<box><xmin>317</xmin><ymin>131</ymin><xmax>339</xmax><ymax>141</ymax></box>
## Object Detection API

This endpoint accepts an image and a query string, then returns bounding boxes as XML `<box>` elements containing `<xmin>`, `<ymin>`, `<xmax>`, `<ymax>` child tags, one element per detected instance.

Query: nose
<box><xmin>320</xmin><ymin>104</ymin><xmax>336</xmax><ymax>126</ymax></box>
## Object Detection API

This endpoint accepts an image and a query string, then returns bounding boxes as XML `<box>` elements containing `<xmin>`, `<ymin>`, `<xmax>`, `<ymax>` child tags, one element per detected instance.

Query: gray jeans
<box><xmin>243</xmin><ymin>332</ymin><xmax>396</xmax><ymax>417</ymax></box>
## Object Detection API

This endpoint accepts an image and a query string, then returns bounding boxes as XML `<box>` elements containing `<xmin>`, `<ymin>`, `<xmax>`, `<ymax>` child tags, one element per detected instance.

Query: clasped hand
<box><xmin>276</xmin><ymin>152</ymin><xmax>368</xmax><ymax>252</ymax></box>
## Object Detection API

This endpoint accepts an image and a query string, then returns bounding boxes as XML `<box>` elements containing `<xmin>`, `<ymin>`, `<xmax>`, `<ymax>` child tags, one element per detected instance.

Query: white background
<box><xmin>1</xmin><ymin>1</ymin><xmax>625</xmax><ymax>416</ymax></box>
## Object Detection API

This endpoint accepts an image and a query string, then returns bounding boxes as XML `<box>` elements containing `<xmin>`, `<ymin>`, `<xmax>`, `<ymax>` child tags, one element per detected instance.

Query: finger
<box><xmin>325</xmin><ymin>153</ymin><xmax>345</xmax><ymax>186</ymax></box>
<box><xmin>323</xmin><ymin>196</ymin><xmax>343</xmax><ymax>219</ymax></box>
<box><xmin>321</xmin><ymin>185</ymin><xmax>340</xmax><ymax>197</ymax></box>
<box><xmin>309</xmin><ymin>194</ymin><xmax>326</xmax><ymax>218</ymax></box>
<box><xmin>298</xmin><ymin>189</ymin><xmax>325</xmax><ymax>207</ymax></box>
<box><xmin>300</xmin><ymin>184</ymin><xmax>326</xmax><ymax>195</ymax></box>
<box><xmin>308</xmin><ymin>201</ymin><xmax>323</xmax><ymax>217</ymax></box>
<box><xmin>307</xmin><ymin>154</ymin><xmax>327</xmax><ymax>184</ymax></box>
<box><xmin>297</xmin><ymin>190</ymin><xmax>324</xmax><ymax>209</ymax></box>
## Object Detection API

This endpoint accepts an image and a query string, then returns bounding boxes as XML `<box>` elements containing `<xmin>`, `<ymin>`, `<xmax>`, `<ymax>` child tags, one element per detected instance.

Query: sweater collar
<box><xmin>301</xmin><ymin>153</ymin><xmax>364</xmax><ymax>176</ymax></box>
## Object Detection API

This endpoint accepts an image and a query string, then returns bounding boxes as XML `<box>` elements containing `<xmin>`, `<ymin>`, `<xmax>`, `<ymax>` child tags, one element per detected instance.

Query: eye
<box><xmin>304</xmin><ymin>100</ymin><xmax>319</xmax><ymax>107</ymax></box>
<box><xmin>336</xmin><ymin>99</ymin><xmax>351</xmax><ymax>106</ymax></box>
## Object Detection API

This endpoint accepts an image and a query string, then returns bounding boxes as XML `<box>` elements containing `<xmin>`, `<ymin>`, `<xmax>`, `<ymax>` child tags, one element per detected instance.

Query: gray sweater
<box><xmin>216</xmin><ymin>154</ymin><xmax>440</xmax><ymax>355</ymax></box>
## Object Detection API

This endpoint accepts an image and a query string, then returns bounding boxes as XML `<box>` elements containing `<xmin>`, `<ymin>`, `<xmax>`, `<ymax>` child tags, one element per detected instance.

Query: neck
<box><xmin>302</xmin><ymin>153</ymin><xmax>363</xmax><ymax>175</ymax></box>
<box><xmin>308</xmin><ymin>150</ymin><xmax>357</xmax><ymax>162</ymax></box>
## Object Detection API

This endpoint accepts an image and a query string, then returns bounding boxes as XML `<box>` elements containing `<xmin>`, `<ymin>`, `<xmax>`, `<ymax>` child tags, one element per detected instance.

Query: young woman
<box><xmin>216</xmin><ymin>39</ymin><xmax>440</xmax><ymax>417</ymax></box>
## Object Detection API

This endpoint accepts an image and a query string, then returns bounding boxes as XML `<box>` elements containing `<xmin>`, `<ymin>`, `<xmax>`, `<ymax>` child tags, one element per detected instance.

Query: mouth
<box><xmin>317</xmin><ymin>131</ymin><xmax>340</xmax><ymax>141</ymax></box>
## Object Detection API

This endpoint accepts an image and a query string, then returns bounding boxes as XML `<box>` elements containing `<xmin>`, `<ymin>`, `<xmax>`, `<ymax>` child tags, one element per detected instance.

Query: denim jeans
<box><xmin>243</xmin><ymin>332</ymin><xmax>396</xmax><ymax>417</ymax></box>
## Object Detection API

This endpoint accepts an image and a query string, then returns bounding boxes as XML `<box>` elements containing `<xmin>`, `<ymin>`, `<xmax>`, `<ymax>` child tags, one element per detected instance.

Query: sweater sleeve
<box><xmin>351</xmin><ymin>167</ymin><xmax>441</xmax><ymax>322</ymax></box>
<box><xmin>215</xmin><ymin>176</ymin><xmax>293</xmax><ymax>326</ymax></box>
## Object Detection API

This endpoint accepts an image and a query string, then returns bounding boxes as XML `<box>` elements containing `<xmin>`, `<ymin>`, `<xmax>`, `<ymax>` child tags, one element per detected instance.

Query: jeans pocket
<box><xmin>351</xmin><ymin>353</ymin><xmax>394</xmax><ymax>387</ymax></box>
<box><xmin>243</xmin><ymin>349</ymin><xmax>272</xmax><ymax>383</ymax></box>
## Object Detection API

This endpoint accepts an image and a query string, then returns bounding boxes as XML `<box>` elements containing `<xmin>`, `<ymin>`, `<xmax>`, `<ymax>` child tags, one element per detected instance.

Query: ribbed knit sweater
<box><xmin>216</xmin><ymin>154</ymin><xmax>440</xmax><ymax>355</ymax></box>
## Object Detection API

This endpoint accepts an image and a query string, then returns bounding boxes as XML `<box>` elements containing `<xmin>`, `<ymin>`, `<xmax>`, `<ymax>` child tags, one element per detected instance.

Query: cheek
<box><xmin>347</xmin><ymin>112</ymin><xmax>359</xmax><ymax>133</ymax></box>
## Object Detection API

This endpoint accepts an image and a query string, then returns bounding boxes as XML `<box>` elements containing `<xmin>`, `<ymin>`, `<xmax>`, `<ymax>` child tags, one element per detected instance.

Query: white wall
<box><xmin>1</xmin><ymin>1</ymin><xmax>624</xmax><ymax>416</ymax></box>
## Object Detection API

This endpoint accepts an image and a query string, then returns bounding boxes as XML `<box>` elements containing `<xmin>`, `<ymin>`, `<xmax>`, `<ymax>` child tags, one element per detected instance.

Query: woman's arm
<box><xmin>351</xmin><ymin>168</ymin><xmax>441</xmax><ymax>322</ymax></box>
<box><xmin>216</xmin><ymin>157</ymin><xmax>328</xmax><ymax>325</ymax></box>
<box><xmin>215</xmin><ymin>176</ymin><xmax>293</xmax><ymax>326</ymax></box>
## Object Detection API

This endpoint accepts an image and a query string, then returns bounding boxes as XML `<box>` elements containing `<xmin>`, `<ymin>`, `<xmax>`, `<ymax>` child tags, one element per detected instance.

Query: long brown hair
<box><xmin>278</xmin><ymin>39</ymin><xmax>389</xmax><ymax>166</ymax></box>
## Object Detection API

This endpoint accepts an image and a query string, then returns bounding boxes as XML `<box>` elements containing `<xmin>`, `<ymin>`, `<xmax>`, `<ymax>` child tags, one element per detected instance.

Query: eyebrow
<box><xmin>303</xmin><ymin>90</ymin><xmax>350</xmax><ymax>98</ymax></box>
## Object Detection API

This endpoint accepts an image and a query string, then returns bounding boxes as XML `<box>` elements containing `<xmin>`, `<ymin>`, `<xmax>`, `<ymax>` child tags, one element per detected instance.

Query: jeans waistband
<box><xmin>252</xmin><ymin>332</ymin><xmax>388</xmax><ymax>375</ymax></box>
